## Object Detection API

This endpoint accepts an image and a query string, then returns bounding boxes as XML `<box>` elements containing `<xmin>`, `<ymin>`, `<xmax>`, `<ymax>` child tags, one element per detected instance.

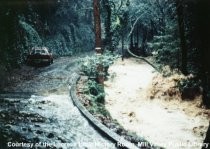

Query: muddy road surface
<box><xmin>0</xmin><ymin>56</ymin><xmax>116</xmax><ymax>149</ymax></box>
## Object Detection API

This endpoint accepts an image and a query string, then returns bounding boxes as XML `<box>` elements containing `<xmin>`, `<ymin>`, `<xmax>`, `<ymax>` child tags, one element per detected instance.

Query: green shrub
<box><xmin>147</xmin><ymin>20</ymin><xmax>180</xmax><ymax>71</ymax></box>
<box><xmin>177</xmin><ymin>77</ymin><xmax>201</xmax><ymax>100</ymax></box>
<box><xmin>80</xmin><ymin>51</ymin><xmax>119</xmax><ymax>115</ymax></box>
<box><xmin>81</xmin><ymin>56</ymin><xmax>98</xmax><ymax>78</ymax></box>
<box><xmin>80</xmin><ymin>51</ymin><xmax>119</xmax><ymax>79</ymax></box>
<box><xmin>84</xmin><ymin>80</ymin><xmax>105</xmax><ymax>104</ymax></box>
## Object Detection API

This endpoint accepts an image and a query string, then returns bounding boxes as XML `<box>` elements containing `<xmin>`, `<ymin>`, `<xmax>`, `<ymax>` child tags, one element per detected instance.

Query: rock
<box><xmin>22</xmin><ymin>127</ymin><xmax>27</xmax><ymax>131</ymax></box>
<box><xmin>5</xmin><ymin>124</ymin><xmax>11</xmax><ymax>129</ymax></box>
<box><xmin>128</xmin><ymin>112</ymin><xmax>135</xmax><ymax>117</ymax></box>
<box><xmin>116</xmin><ymin>127</ymin><xmax>124</xmax><ymax>134</ymax></box>
<box><xmin>47</xmin><ymin>133</ymin><xmax>54</xmax><ymax>138</ymax></box>
<box><xmin>34</xmin><ymin>124</ymin><xmax>40</xmax><ymax>127</ymax></box>
<box><xmin>1</xmin><ymin>113</ymin><xmax>5</xmax><ymax>118</ymax></box>
<box><xmin>58</xmin><ymin>137</ymin><xmax>66</xmax><ymax>143</ymax></box>
<box><xmin>28</xmin><ymin>128</ymin><xmax>32</xmax><ymax>132</ymax></box>
<box><xmin>38</xmin><ymin>107</ymin><xmax>43</xmax><ymax>109</ymax></box>
<box><xmin>33</xmin><ymin>137</ymin><xmax>40</xmax><ymax>142</ymax></box>
<box><xmin>36</xmin><ymin>130</ymin><xmax>43</xmax><ymax>134</ymax></box>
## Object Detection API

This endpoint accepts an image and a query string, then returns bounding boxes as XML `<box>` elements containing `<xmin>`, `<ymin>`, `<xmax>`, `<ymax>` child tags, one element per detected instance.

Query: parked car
<box><xmin>27</xmin><ymin>47</ymin><xmax>53</xmax><ymax>65</ymax></box>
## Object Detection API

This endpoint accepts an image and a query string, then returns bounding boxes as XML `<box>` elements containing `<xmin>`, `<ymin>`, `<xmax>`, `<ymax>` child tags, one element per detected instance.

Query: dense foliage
<box><xmin>105</xmin><ymin>0</ymin><xmax>210</xmax><ymax>107</ymax></box>
<box><xmin>0</xmin><ymin>0</ymin><xmax>94</xmax><ymax>88</ymax></box>
<box><xmin>1</xmin><ymin>0</ymin><xmax>210</xmax><ymax>107</ymax></box>
<box><xmin>1</xmin><ymin>0</ymin><xmax>210</xmax><ymax>144</ymax></box>
<box><xmin>80</xmin><ymin>52</ymin><xmax>119</xmax><ymax>117</ymax></box>
<box><xmin>81</xmin><ymin>51</ymin><xmax>118</xmax><ymax>81</ymax></box>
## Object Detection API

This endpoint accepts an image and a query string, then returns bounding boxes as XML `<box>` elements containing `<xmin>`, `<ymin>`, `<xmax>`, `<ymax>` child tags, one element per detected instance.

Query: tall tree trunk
<box><xmin>121</xmin><ymin>33</ymin><xmax>125</xmax><ymax>61</ymax></box>
<box><xmin>196</xmin><ymin>0</ymin><xmax>210</xmax><ymax>108</ymax></box>
<box><xmin>141</xmin><ymin>28</ymin><xmax>147</xmax><ymax>56</ymax></box>
<box><xmin>93</xmin><ymin>0</ymin><xmax>104</xmax><ymax>84</ymax></box>
<box><xmin>130</xmin><ymin>32</ymin><xmax>134</xmax><ymax>49</ymax></box>
<box><xmin>103</xmin><ymin>0</ymin><xmax>112</xmax><ymax>51</ymax></box>
<box><xmin>176</xmin><ymin>0</ymin><xmax>188</xmax><ymax>75</ymax></box>
<box><xmin>136</xmin><ymin>23</ymin><xmax>139</xmax><ymax>48</ymax></box>
<box><xmin>202</xmin><ymin>123</ymin><xmax>210</xmax><ymax>149</ymax></box>
<box><xmin>93</xmin><ymin>0</ymin><xmax>102</xmax><ymax>53</ymax></box>
<box><xmin>195</xmin><ymin>0</ymin><xmax>210</xmax><ymax>144</ymax></box>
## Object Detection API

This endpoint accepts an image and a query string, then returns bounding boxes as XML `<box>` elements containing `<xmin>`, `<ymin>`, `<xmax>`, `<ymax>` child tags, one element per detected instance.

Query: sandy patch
<box><xmin>105</xmin><ymin>58</ymin><xmax>209</xmax><ymax>149</ymax></box>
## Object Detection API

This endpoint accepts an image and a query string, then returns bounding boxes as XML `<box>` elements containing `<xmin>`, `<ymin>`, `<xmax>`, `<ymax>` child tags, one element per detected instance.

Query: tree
<box><xmin>93</xmin><ymin>0</ymin><xmax>102</xmax><ymax>54</ymax></box>
<box><xmin>195</xmin><ymin>0</ymin><xmax>210</xmax><ymax>108</ymax></box>
<box><xmin>102</xmin><ymin>0</ymin><xmax>112</xmax><ymax>51</ymax></box>
<box><xmin>202</xmin><ymin>123</ymin><xmax>210</xmax><ymax>149</ymax></box>
<box><xmin>176</xmin><ymin>0</ymin><xmax>188</xmax><ymax>75</ymax></box>
<box><xmin>93</xmin><ymin>0</ymin><xmax>104</xmax><ymax>84</ymax></box>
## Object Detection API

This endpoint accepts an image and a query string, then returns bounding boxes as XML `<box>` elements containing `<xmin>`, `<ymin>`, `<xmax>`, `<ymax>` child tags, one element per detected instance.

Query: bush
<box><xmin>147</xmin><ymin>20</ymin><xmax>180</xmax><ymax>70</ymax></box>
<box><xmin>84</xmin><ymin>80</ymin><xmax>105</xmax><ymax>104</ymax></box>
<box><xmin>177</xmin><ymin>76</ymin><xmax>201</xmax><ymax>100</ymax></box>
<box><xmin>81</xmin><ymin>56</ymin><xmax>98</xmax><ymax>78</ymax></box>
<box><xmin>80</xmin><ymin>51</ymin><xmax>118</xmax><ymax>114</ymax></box>
<box><xmin>80</xmin><ymin>51</ymin><xmax>119</xmax><ymax>79</ymax></box>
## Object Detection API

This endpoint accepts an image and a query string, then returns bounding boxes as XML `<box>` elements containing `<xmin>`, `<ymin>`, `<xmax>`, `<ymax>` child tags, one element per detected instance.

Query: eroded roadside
<box><xmin>104</xmin><ymin>58</ymin><xmax>209</xmax><ymax>149</ymax></box>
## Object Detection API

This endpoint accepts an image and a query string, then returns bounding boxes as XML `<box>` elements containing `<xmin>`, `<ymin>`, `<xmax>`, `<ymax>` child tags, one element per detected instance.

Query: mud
<box><xmin>105</xmin><ymin>58</ymin><xmax>209</xmax><ymax>149</ymax></box>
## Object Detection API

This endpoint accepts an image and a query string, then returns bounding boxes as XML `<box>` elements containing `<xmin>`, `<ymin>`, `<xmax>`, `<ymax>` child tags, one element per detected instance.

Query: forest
<box><xmin>0</xmin><ymin>0</ymin><xmax>210</xmax><ymax>148</ymax></box>
<box><xmin>1</xmin><ymin>0</ymin><xmax>210</xmax><ymax>108</ymax></box>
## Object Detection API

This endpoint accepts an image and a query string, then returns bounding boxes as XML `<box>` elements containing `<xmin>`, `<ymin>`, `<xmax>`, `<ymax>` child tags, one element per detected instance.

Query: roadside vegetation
<box><xmin>77</xmin><ymin>52</ymin><xmax>153</xmax><ymax>147</ymax></box>
<box><xmin>1</xmin><ymin>0</ymin><xmax>210</xmax><ymax>108</ymax></box>
<box><xmin>79</xmin><ymin>51</ymin><xmax>118</xmax><ymax>115</ymax></box>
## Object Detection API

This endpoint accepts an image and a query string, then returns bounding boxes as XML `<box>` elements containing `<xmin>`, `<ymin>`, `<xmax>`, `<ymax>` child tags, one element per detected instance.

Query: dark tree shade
<box><xmin>195</xmin><ymin>0</ymin><xmax>210</xmax><ymax>108</ymax></box>
<box><xmin>102</xmin><ymin>0</ymin><xmax>112</xmax><ymax>51</ymax></box>
<box><xmin>176</xmin><ymin>0</ymin><xmax>188</xmax><ymax>75</ymax></box>
<box><xmin>202</xmin><ymin>123</ymin><xmax>210</xmax><ymax>149</ymax></box>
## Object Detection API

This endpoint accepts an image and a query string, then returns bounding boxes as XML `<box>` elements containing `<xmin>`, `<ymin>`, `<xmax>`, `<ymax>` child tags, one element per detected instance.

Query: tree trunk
<box><xmin>196</xmin><ymin>0</ymin><xmax>210</xmax><ymax>108</ymax></box>
<box><xmin>121</xmin><ymin>33</ymin><xmax>125</xmax><ymax>61</ymax></box>
<box><xmin>136</xmin><ymin>23</ymin><xmax>139</xmax><ymax>48</ymax></box>
<box><xmin>93</xmin><ymin>0</ymin><xmax>102</xmax><ymax>53</ymax></box>
<box><xmin>130</xmin><ymin>32</ymin><xmax>134</xmax><ymax>49</ymax></box>
<box><xmin>103</xmin><ymin>0</ymin><xmax>112</xmax><ymax>51</ymax></box>
<box><xmin>141</xmin><ymin>28</ymin><xmax>147</xmax><ymax>56</ymax></box>
<box><xmin>202</xmin><ymin>123</ymin><xmax>210</xmax><ymax>149</ymax></box>
<box><xmin>176</xmin><ymin>0</ymin><xmax>188</xmax><ymax>75</ymax></box>
<box><xmin>93</xmin><ymin>0</ymin><xmax>104</xmax><ymax>84</ymax></box>
<box><xmin>200</xmin><ymin>8</ymin><xmax>210</xmax><ymax>107</ymax></box>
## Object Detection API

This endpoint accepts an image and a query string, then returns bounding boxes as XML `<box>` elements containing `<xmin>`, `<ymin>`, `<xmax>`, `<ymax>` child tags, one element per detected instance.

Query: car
<box><xmin>26</xmin><ymin>47</ymin><xmax>53</xmax><ymax>66</ymax></box>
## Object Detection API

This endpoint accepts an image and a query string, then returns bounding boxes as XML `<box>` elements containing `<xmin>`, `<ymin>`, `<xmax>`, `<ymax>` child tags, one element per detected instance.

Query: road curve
<box><xmin>0</xmin><ymin>55</ymin><xmax>116</xmax><ymax>149</ymax></box>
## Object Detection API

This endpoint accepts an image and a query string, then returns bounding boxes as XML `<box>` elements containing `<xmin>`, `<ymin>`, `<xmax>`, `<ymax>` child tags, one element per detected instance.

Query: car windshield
<box><xmin>31</xmin><ymin>47</ymin><xmax>50</xmax><ymax>55</ymax></box>
<box><xmin>32</xmin><ymin>49</ymin><xmax>47</xmax><ymax>54</ymax></box>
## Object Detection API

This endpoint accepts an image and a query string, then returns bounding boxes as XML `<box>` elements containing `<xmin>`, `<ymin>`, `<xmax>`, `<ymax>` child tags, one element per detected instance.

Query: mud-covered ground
<box><xmin>105</xmin><ymin>58</ymin><xmax>209</xmax><ymax>149</ymax></box>
<box><xmin>0</xmin><ymin>55</ymin><xmax>116</xmax><ymax>149</ymax></box>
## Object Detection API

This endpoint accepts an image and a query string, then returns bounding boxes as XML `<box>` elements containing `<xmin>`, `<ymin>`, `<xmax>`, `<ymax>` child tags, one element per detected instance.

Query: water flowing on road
<box><xmin>0</xmin><ymin>56</ymin><xmax>116</xmax><ymax>149</ymax></box>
